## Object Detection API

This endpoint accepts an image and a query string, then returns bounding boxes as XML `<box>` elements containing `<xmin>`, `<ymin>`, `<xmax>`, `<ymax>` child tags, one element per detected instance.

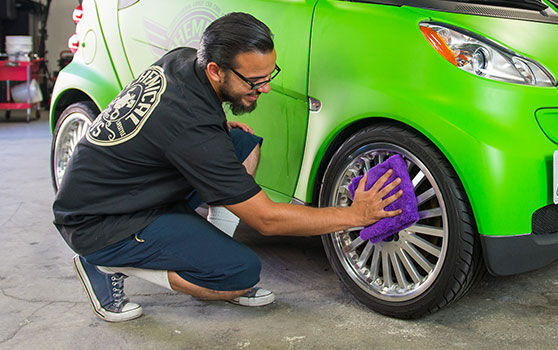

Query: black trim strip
<box><xmin>347</xmin><ymin>0</ymin><xmax>558</xmax><ymax>24</ymax></box>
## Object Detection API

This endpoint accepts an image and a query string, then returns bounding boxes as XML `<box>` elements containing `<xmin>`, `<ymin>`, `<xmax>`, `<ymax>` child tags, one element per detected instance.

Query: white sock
<box><xmin>207</xmin><ymin>206</ymin><xmax>240</xmax><ymax>237</ymax></box>
<box><xmin>98</xmin><ymin>266</ymin><xmax>172</xmax><ymax>290</ymax></box>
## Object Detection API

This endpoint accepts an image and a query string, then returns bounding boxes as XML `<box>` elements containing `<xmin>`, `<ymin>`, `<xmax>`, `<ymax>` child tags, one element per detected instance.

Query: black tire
<box><xmin>50</xmin><ymin>101</ymin><xmax>99</xmax><ymax>191</ymax></box>
<box><xmin>319</xmin><ymin>123</ymin><xmax>485</xmax><ymax>319</ymax></box>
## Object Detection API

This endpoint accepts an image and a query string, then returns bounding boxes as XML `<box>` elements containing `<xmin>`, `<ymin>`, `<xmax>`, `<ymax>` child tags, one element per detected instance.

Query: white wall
<box><xmin>45</xmin><ymin>0</ymin><xmax>80</xmax><ymax>75</ymax></box>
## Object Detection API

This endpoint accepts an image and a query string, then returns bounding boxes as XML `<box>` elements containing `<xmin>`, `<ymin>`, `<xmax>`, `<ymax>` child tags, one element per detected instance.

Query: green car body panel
<box><xmin>301</xmin><ymin>0</ymin><xmax>558</xmax><ymax>241</ymax></box>
<box><xmin>50</xmin><ymin>0</ymin><xmax>558</xmax><ymax>280</ymax></box>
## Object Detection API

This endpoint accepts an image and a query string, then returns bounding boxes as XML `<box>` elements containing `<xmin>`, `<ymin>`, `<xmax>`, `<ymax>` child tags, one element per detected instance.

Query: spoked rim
<box><xmin>325</xmin><ymin>143</ymin><xmax>448</xmax><ymax>302</ymax></box>
<box><xmin>53</xmin><ymin>113</ymin><xmax>92</xmax><ymax>188</ymax></box>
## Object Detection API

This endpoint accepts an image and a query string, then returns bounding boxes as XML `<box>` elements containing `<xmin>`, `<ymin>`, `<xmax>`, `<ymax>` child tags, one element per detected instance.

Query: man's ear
<box><xmin>206</xmin><ymin>62</ymin><xmax>224</xmax><ymax>83</ymax></box>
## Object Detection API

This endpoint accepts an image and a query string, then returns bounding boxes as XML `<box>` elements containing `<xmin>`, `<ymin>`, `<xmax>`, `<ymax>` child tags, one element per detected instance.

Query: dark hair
<box><xmin>197</xmin><ymin>12</ymin><xmax>274</xmax><ymax>70</ymax></box>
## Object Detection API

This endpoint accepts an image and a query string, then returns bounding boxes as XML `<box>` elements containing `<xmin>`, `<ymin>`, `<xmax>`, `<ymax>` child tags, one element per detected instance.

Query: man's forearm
<box><xmin>258</xmin><ymin>202</ymin><xmax>359</xmax><ymax>236</ymax></box>
<box><xmin>227</xmin><ymin>177</ymin><xmax>401</xmax><ymax>238</ymax></box>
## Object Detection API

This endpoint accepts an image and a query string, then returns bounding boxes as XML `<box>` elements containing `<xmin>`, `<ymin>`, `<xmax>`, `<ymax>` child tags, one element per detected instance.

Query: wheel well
<box><xmin>311</xmin><ymin>117</ymin><xmax>442</xmax><ymax>206</ymax></box>
<box><xmin>51</xmin><ymin>89</ymin><xmax>100</xmax><ymax>127</ymax></box>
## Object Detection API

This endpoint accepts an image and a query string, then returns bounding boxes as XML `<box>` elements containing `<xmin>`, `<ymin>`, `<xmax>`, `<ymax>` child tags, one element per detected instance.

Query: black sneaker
<box><xmin>72</xmin><ymin>255</ymin><xmax>142</xmax><ymax>322</ymax></box>
<box><xmin>228</xmin><ymin>287</ymin><xmax>275</xmax><ymax>307</ymax></box>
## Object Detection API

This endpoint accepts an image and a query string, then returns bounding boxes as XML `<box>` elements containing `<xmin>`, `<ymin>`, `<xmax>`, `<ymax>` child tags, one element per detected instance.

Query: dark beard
<box><xmin>227</xmin><ymin>98</ymin><xmax>257</xmax><ymax>116</ymax></box>
<box><xmin>219</xmin><ymin>82</ymin><xmax>259</xmax><ymax>116</ymax></box>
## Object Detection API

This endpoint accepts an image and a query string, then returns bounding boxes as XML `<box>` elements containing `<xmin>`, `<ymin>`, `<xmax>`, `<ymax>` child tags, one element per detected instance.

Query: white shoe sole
<box><xmin>229</xmin><ymin>291</ymin><xmax>275</xmax><ymax>307</ymax></box>
<box><xmin>72</xmin><ymin>256</ymin><xmax>142</xmax><ymax>322</ymax></box>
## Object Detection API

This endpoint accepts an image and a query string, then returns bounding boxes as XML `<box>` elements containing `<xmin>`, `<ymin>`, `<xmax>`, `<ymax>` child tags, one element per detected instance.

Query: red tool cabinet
<box><xmin>0</xmin><ymin>58</ymin><xmax>42</xmax><ymax>122</ymax></box>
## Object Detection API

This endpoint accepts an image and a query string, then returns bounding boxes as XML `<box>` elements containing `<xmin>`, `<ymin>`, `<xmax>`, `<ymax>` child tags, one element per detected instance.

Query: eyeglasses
<box><xmin>230</xmin><ymin>64</ymin><xmax>281</xmax><ymax>90</ymax></box>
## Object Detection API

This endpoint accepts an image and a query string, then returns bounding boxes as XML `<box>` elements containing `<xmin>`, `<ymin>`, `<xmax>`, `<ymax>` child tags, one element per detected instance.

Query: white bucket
<box><xmin>6</xmin><ymin>35</ymin><xmax>33</xmax><ymax>61</ymax></box>
<box><xmin>11</xmin><ymin>79</ymin><xmax>43</xmax><ymax>103</ymax></box>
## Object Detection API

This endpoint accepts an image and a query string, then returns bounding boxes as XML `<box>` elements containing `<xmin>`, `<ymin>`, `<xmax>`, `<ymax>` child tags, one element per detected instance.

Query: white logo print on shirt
<box><xmin>86</xmin><ymin>65</ymin><xmax>167</xmax><ymax>146</ymax></box>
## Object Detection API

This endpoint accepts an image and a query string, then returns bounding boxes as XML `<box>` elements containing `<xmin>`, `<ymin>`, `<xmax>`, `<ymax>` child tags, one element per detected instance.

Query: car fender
<box><xmin>50</xmin><ymin>61</ymin><xmax>121</xmax><ymax>131</ymax></box>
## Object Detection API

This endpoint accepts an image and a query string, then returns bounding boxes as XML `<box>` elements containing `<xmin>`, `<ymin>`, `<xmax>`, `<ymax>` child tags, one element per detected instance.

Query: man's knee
<box><xmin>173</xmin><ymin>246</ymin><xmax>261</xmax><ymax>292</ymax></box>
<box><xmin>244</xmin><ymin>250</ymin><xmax>262</xmax><ymax>281</ymax></box>
<box><xmin>226</xmin><ymin>249</ymin><xmax>261</xmax><ymax>290</ymax></box>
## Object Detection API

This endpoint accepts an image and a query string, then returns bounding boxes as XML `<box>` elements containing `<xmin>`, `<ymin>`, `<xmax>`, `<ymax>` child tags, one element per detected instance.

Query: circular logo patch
<box><xmin>143</xmin><ymin>2</ymin><xmax>222</xmax><ymax>57</ymax></box>
<box><xmin>86</xmin><ymin>65</ymin><xmax>167</xmax><ymax>146</ymax></box>
<box><xmin>167</xmin><ymin>5</ymin><xmax>221</xmax><ymax>49</ymax></box>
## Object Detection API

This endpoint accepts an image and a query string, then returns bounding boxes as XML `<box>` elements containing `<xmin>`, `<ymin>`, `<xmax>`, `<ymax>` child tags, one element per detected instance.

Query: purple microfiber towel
<box><xmin>347</xmin><ymin>154</ymin><xmax>419</xmax><ymax>243</ymax></box>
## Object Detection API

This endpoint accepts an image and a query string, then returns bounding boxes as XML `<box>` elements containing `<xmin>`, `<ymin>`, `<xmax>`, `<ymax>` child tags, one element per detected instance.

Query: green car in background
<box><xmin>50</xmin><ymin>0</ymin><xmax>558</xmax><ymax>318</ymax></box>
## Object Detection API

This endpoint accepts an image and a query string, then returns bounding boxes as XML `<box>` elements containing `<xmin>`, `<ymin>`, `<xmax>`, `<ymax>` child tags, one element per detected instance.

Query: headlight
<box><xmin>419</xmin><ymin>22</ymin><xmax>556</xmax><ymax>87</ymax></box>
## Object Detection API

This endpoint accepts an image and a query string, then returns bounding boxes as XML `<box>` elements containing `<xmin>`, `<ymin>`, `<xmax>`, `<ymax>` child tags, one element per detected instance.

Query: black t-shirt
<box><xmin>53</xmin><ymin>47</ymin><xmax>261</xmax><ymax>256</ymax></box>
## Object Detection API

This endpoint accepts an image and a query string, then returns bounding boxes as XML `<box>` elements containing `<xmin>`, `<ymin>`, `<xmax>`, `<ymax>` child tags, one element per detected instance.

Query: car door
<box><xmin>117</xmin><ymin>0</ymin><xmax>316</xmax><ymax>202</ymax></box>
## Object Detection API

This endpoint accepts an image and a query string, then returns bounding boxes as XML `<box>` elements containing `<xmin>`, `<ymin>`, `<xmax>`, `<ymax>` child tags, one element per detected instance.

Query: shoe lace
<box><xmin>109</xmin><ymin>273</ymin><xmax>128</xmax><ymax>311</ymax></box>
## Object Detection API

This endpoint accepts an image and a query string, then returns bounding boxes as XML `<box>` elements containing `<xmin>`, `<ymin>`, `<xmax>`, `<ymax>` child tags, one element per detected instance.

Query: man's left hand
<box><xmin>227</xmin><ymin>121</ymin><xmax>254</xmax><ymax>134</ymax></box>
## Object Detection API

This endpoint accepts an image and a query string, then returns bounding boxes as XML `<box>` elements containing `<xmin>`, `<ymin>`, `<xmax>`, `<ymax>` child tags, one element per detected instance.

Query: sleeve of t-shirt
<box><xmin>165</xmin><ymin>125</ymin><xmax>262</xmax><ymax>206</ymax></box>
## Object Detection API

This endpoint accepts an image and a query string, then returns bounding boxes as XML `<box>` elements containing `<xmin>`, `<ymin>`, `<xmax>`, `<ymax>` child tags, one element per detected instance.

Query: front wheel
<box><xmin>50</xmin><ymin>101</ymin><xmax>98</xmax><ymax>191</ymax></box>
<box><xmin>319</xmin><ymin>123</ymin><xmax>484</xmax><ymax>319</ymax></box>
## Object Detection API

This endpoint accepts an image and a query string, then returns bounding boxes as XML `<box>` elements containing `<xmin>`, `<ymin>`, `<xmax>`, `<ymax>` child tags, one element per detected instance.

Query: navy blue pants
<box><xmin>84</xmin><ymin>129</ymin><xmax>263</xmax><ymax>291</ymax></box>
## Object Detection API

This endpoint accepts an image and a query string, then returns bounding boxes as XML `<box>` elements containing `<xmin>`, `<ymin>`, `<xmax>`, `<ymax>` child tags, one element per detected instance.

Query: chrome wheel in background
<box><xmin>50</xmin><ymin>102</ymin><xmax>98</xmax><ymax>191</ymax></box>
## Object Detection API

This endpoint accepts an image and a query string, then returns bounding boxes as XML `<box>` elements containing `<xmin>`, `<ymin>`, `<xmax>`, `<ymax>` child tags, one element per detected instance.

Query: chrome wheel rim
<box><xmin>53</xmin><ymin>113</ymin><xmax>91</xmax><ymax>188</ymax></box>
<box><xmin>325</xmin><ymin>143</ymin><xmax>448</xmax><ymax>302</ymax></box>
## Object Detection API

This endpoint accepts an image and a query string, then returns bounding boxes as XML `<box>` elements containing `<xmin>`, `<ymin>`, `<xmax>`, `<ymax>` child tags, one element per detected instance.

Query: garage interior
<box><xmin>1</xmin><ymin>1</ymin><xmax>557</xmax><ymax>349</ymax></box>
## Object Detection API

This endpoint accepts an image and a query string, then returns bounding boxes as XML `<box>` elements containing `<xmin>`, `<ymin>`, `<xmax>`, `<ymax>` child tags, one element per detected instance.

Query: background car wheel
<box><xmin>319</xmin><ymin>123</ymin><xmax>485</xmax><ymax>319</ymax></box>
<box><xmin>50</xmin><ymin>101</ymin><xmax>98</xmax><ymax>191</ymax></box>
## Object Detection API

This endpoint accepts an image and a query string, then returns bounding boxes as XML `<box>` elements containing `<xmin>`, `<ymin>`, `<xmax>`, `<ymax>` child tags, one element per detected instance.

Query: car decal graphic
<box><xmin>143</xmin><ymin>1</ymin><xmax>223</xmax><ymax>57</ymax></box>
<box><xmin>86</xmin><ymin>65</ymin><xmax>167</xmax><ymax>146</ymax></box>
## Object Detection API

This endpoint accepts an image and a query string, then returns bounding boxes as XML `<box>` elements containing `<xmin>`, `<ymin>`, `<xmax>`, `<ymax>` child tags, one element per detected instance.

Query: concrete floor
<box><xmin>1</xmin><ymin>112</ymin><xmax>558</xmax><ymax>349</ymax></box>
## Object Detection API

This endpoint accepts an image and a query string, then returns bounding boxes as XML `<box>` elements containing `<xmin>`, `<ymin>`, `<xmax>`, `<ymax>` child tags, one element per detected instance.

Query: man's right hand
<box><xmin>349</xmin><ymin>169</ymin><xmax>403</xmax><ymax>227</ymax></box>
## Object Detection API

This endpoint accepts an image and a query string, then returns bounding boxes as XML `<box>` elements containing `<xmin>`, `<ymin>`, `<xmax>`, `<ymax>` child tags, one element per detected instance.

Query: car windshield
<box><xmin>445</xmin><ymin>0</ymin><xmax>548</xmax><ymax>11</ymax></box>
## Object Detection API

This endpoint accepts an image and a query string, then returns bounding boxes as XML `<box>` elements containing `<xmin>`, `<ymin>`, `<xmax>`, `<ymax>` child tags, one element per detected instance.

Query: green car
<box><xmin>50</xmin><ymin>0</ymin><xmax>558</xmax><ymax>318</ymax></box>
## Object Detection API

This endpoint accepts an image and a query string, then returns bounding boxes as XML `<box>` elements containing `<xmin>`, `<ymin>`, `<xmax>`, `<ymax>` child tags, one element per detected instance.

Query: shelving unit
<box><xmin>0</xmin><ymin>57</ymin><xmax>42</xmax><ymax>122</ymax></box>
